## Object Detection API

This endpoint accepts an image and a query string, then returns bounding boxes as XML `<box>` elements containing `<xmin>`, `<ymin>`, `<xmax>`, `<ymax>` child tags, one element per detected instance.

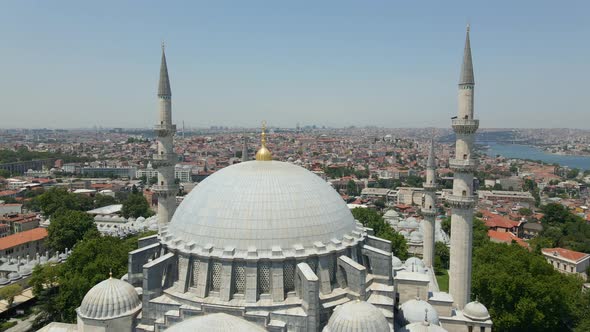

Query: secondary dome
<box><xmin>323</xmin><ymin>301</ymin><xmax>390</xmax><ymax>332</ymax></box>
<box><xmin>167</xmin><ymin>161</ymin><xmax>359</xmax><ymax>254</ymax></box>
<box><xmin>463</xmin><ymin>300</ymin><xmax>491</xmax><ymax>321</ymax></box>
<box><xmin>400</xmin><ymin>299</ymin><xmax>439</xmax><ymax>325</ymax></box>
<box><xmin>166</xmin><ymin>313</ymin><xmax>266</xmax><ymax>332</ymax></box>
<box><xmin>402</xmin><ymin>322</ymin><xmax>448</xmax><ymax>332</ymax></box>
<box><xmin>78</xmin><ymin>277</ymin><xmax>141</xmax><ymax>320</ymax></box>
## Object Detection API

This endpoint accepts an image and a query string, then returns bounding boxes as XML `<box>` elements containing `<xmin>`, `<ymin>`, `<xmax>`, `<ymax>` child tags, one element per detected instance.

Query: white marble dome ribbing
<box><xmin>463</xmin><ymin>300</ymin><xmax>491</xmax><ymax>321</ymax></box>
<box><xmin>165</xmin><ymin>161</ymin><xmax>361</xmax><ymax>257</ymax></box>
<box><xmin>77</xmin><ymin>277</ymin><xmax>141</xmax><ymax>320</ymax></box>
<box><xmin>323</xmin><ymin>301</ymin><xmax>390</xmax><ymax>332</ymax></box>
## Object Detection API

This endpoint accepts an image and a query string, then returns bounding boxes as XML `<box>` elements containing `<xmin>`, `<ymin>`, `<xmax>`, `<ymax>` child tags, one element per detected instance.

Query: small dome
<box><xmin>410</xmin><ymin>231</ymin><xmax>423</xmax><ymax>243</ymax></box>
<box><xmin>78</xmin><ymin>277</ymin><xmax>141</xmax><ymax>320</ymax></box>
<box><xmin>384</xmin><ymin>210</ymin><xmax>399</xmax><ymax>219</ymax></box>
<box><xmin>400</xmin><ymin>299</ymin><xmax>439</xmax><ymax>325</ymax></box>
<box><xmin>7</xmin><ymin>272</ymin><xmax>21</xmax><ymax>280</ymax></box>
<box><xmin>400</xmin><ymin>230</ymin><xmax>409</xmax><ymax>237</ymax></box>
<box><xmin>323</xmin><ymin>301</ymin><xmax>390</xmax><ymax>332</ymax></box>
<box><xmin>0</xmin><ymin>277</ymin><xmax>10</xmax><ymax>285</ymax></box>
<box><xmin>392</xmin><ymin>256</ymin><xmax>403</xmax><ymax>269</ymax></box>
<box><xmin>463</xmin><ymin>301</ymin><xmax>491</xmax><ymax>321</ymax></box>
<box><xmin>401</xmin><ymin>322</ymin><xmax>448</xmax><ymax>332</ymax></box>
<box><xmin>405</xmin><ymin>257</ymin><xmax>425</xmax><ymax>269</ymax></box>
<box><xmin>407</xmin><ymin>218</ymin><xmax>419</xmax><ymax>229</ymax></box>
<box><xmin>20</xmin><ymin>267</ymin><xmax>32</xmax><ymax>276</ymax></box>
<box><xmin>166</xmin><ymin>313</ymin><xmax>266</xmax><ymax>332</ymax></box>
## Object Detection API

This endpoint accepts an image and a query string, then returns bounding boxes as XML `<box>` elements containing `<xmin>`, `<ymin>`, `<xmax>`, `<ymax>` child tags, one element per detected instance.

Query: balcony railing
<box><xmin>449</xmin><ymin>158</ymin><xmax>477</xmax><ymax>171</ymax></box>
<box><xmin>154</xmin><ymin>124</ymin><xmax>177</xmax><ymax>132</ymax></box>
<box><xmin>451</xmin><ymin>119</ymin><xmax>479</xmax><ymax>134</ymax></box>
<box><xmin>446</xmin><ymin>194</ymin><xmax>477</xmax><ymax>208</ymax></box>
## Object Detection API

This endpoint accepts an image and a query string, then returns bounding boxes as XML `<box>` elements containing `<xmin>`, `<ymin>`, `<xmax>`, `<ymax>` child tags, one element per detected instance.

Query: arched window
<box><xmin>462</xmin><ymin>190</ymin><xmax>467</xmax><ymax>197</ymax></box>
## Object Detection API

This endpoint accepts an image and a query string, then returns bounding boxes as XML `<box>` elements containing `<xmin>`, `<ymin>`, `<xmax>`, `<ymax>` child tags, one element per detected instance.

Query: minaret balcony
<box><xmin>423</xmin><ymin>183</ymin><xmax>437</xmax><ymax>191</ymax></box>
<box><xmin>152</xmin><ymin>184</ymin><xmax>179</xmax><ymax>194</ymax></box>
<box><xmin>449</xmin><ymin>158</ymin><xmax>478</xmax><ymax>172</ymax></box>
<box><xmin>154</xmin><ymin>124</ymin><xmax>177</xmax><ymax>135</ymax></box>
<box><xmin>446</xmin><ymin>194</ymin><xmax>477</xmax><ymax>209</ymax></box>
<box><xmin>451</xmin><ymin>119</ymin><xmax>479</xmax><ymax>134</ymax></box>
<box><xmin>421</xmin><ymin>208</ymin><xmax>436</xmax><ymax>217</ymax></box>
<box><xmin>153</xmin><ymin>153</ymin><xmax>177</xmax><ymax>166</ymax></box>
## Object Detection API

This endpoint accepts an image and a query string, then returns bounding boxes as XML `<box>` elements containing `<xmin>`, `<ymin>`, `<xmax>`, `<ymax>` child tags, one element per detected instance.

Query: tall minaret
<box><xmin>153</xmin><ymin>43</ymin><xmax>178</xmax><ymax>225</ymax></box>
<box><xmin>242</xmin><ymin>133</ymin><xmax>248</xmax><ymax>162</ymax></box>
<box><xmin>448</xmin><ymin>25</ymin><xmax>479</xmax><ymax>309</ymax></box>
<box><xmin>421</xmin><ymin>138</ymin><xmax>437</xmax><ymax>267</ymax></box>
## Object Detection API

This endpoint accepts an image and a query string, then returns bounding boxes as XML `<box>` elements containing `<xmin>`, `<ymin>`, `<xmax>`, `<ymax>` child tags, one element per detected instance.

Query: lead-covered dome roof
<box><xmin>164</xmin><ymin>161</ymin><xmax>362</xmax><ymax>258</ymax></box>
<box><xmin>77</xmin><ymin>277</ymin><xmax>141</xmax><ymax>320</ymax></box>
<box><xmin>463</xmin><ymin>300</ymin><xmax>491</xmax><ymax>321</ymax></box>
<box><xmin>323</xmin><ymin>301</ymin><xmax>390</xmax><ymax>332</ymax></box>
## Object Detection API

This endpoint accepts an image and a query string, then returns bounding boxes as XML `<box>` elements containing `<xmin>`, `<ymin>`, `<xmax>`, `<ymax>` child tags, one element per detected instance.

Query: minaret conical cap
<box><xmin>158</xmin><ymin>43</ymin><xmax>172</xmax><ymax>97</ymax></box>
<box><xmin>459</xmin><ymin>25</ymin><xmax>474</xmax><ymax>85</ymax></box>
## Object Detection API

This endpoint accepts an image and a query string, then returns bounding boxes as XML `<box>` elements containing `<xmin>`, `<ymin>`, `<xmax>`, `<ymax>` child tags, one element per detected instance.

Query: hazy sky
<box><xmin>1</xmin><ymin>0</ymin><xmax>588</xmax><ymax>129</ymax></box>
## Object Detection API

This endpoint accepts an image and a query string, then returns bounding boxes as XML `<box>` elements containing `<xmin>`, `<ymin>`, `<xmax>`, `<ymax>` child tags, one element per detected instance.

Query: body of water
<box><xmin>483</xmin><ymin>143</ymin><xmax>590</xmax><ymax>170</ymax></box>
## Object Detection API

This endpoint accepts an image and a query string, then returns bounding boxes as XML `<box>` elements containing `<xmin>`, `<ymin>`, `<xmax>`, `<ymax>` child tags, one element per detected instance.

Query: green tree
<box><xmin>346</xmin><ymin>180</ymin><xmax>359</xmax><ymax>196</ymax></box>
<box><xmin>472</xmin><ymin>217</ymin><xmax>489</xmax><ymax>248</ymax></box>
<box><xmin>434</xmin><ymin>241</ymin><xmax>449</xmax><ymax>274</ymax></box>
<box><xmin>121</xmin><ymin>193</ymin><xmax>153</xmax><ymax>219</ymax></box>
<box><xmin>541</xmin><ymin>203</ymin><xmax>583</xmax><ymax>224</ymax></box>
<box><xmin>47</xmin><ymin>210</ymin><xmax>96</xmax><ymax>252</ymax></box>
<box><xmin>518</xmin><ymin>208</ymin><xmax>533</xmax><ymax>217</ymax></box>
<box><xmin>472</xmin><ymin>241</ymin><xmax>588</xmax><ymax>332</ymax></box>
<box><xmin>0</xmin><ymin>283</ymin><xmax>22</xmax><ymax>307</ymax></box>
<box><xmin>32</xmin><ymin>233</ymin><xmax>145</xmax><ymax>324</ymax></box>
<box><xmin>30</xmin><ymin>263</ymin><xmax>61</xmax><ymax>328</ymax></box>
<box><xmin>351</xmin><ymin>208</ymin><xmax>408</xmax><ymax>259</ymax></box>
<box><xmin>0</xmin><ymin>169</ymin><xmax>10</xmax><ymax>178</ymax></box>
<box><xmin>439</xmin><ymin>217</ymin><xmax>487</xmax><ymax>248</ymax></box>
<box><xmin>566</xmin><ymin>168</ymin><xmax>580</xmax><ymax>179</ymax></box>
<box><xmin>94</xmin><ymin>194</ymin><xmax>118</xmax><ymax>208</ymax></box>
<box><xmin>404</xmin><ymin>175</ymin><xmax>424</xmax><ymax>188</ymax></box>
<box><xmin>441</xmin><ymin>217</ymin><xmax>451</xmax><ymax>235</ymax></box>
<box><xmin>33</xmin><ymin>187</ymin><xmax>94</xmax><ymax>216</ymax></box>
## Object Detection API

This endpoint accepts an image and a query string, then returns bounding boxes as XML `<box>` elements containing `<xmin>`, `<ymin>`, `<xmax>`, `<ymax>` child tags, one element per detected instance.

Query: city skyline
<box><xmin>1</xmin><ymin>0</ymin><xmax>589</xmax><ymax>129</ymax></box>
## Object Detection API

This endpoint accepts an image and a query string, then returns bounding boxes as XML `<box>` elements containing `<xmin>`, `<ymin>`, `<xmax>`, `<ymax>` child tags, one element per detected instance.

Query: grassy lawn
<box><xmin>435</xmin><ymin>269</ymin><xmax>449</xmax><ymax>292</ymax></box>
<box><xmin>0</xmin><ymin>320</ymin><xmax>17</xmax><ymax>332</ymax></box>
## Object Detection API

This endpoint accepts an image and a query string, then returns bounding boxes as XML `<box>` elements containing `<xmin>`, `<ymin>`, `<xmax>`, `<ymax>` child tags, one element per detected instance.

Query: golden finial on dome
<box><xmin>255</xmin><ymin>121</ymin><xmax>272</xmax><ymax>161</ymax></box>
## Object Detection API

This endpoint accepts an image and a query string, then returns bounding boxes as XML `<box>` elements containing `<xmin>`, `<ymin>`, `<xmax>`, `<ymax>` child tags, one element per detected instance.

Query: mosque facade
<box><xmin>40</xmin><ymin>26</ymin><xmax>493</xmax><ymax>332</ymax></box>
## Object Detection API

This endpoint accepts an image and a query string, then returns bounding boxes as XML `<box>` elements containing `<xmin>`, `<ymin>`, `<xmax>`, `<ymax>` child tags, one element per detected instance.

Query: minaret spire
<box><xmin>153</xmin><ymin>44</ymin><xmax>178</xmax><ymax>225</ymax></box>
<box><xmin>242</xmin><ymin>132</ymin><xmax>248</xmax><ymax>162</ymax></box>
<box><xmin>158</xmin><ymin>42</ymin><xmax>172</xmax><ymax>97</ymax></box>
<box><xmin>421</xmin><ymin>137</ymin><xmax>437</xmax><ymax>267</ymax></box>
<box><xmin>448</xmin><ymin>25</ymin><xmax>479</xmax><ymax>309</ymax></box>
<box><xmin>459</xmin><ymin>25</ymin><xmax>474</xmax><ymax>86</ymax></box>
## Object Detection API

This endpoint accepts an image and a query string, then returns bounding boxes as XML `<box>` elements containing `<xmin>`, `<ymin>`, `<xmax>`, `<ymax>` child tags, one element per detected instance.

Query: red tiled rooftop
<box><xmin>481</xmin><ymin>211</ymin><xmax>520</xmax><ymax>229</ymax></box>
<box><xmin>487</xmin><ymin>230</ymin><xmax>529</xmax><ymax>248</ymax></box>
<box><xmin>541</xmin><ymin>247</ymin><xmax>590</xmax><ymax>262</ymax></box>
<box><xmin>0</xmin><ymin>228</ymin><xmax>47</xmax><ymax>250</ymax></box>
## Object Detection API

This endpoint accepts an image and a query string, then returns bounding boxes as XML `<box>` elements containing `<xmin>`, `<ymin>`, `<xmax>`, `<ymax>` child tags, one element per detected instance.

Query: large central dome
<box><xmin>166</xmin><ymin>161</ymin><xmax>359</xmax><ymax>256</ymax></box>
